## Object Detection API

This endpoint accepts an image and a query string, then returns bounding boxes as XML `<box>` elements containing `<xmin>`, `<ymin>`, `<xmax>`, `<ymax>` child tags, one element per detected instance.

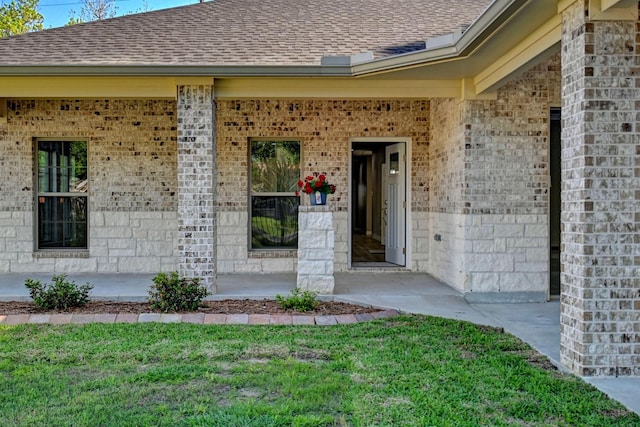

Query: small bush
<box><xmin>276</xmin><ymin>288</ymin><xmax>319</xmax><ymax>312</ymax></box>
<box><xmin>25</xmin><ymin>274</ymin><xmax>93</xmax><ymax>310</ymax></box>
<box><xmin>148</xmin><ymin>272</ymin><xmax>209</xmax><ymax>312</ymax></box>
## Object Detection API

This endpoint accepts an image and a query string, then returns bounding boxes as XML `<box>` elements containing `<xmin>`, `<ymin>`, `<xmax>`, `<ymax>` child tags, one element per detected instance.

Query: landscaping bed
<box><xmin>0</xmin><ymin>299</ymin><xmax>378</xmax><ymax>316</ymax></box>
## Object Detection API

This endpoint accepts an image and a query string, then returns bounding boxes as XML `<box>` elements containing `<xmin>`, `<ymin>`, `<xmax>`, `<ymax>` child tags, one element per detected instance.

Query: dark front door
<box><xmin>550</xmin><ymin>108</ymin><xmax>561</xmax><ymax>297</ymax></box>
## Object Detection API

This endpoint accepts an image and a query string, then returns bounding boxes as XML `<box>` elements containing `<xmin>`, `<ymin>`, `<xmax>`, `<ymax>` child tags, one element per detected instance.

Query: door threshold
<box><xmin>350</xmin><ymin>262</ymin><xmax>408</xmax><ymax>271</ymax></box>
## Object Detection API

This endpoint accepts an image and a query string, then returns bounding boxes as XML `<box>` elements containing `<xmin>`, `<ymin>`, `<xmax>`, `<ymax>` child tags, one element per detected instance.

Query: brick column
<box><xmin>176</xmin><ymin>85</ymin><xmax>217</xmax><ymax>292</ymax></box>
<box><xmin>297</xmin><ymin>205</ymin><xmax>335</xmax><ymax>294</ymax></box>
<box><xmin>560</xmin><ymin>1</ymin><xmax>640</xmax><ymax>376</ymax></box>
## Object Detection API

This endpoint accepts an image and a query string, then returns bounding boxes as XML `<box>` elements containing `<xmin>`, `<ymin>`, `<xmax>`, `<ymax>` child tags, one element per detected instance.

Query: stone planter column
<box><xmin>297</xmin><ymin>205</ymin><xmax>335</xmax><ymax>294</ymax></box>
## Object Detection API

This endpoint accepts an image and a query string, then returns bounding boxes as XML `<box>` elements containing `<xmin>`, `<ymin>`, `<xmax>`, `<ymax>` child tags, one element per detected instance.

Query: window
<box><xmin>250</xmin><ymin>139</ymin><xmax>300</xmax><ymax>249</ymax></box>
<box><xmin>36</xmin><ymin>140</ymin><xmax>88</xmax><ymax>249</ymax></box>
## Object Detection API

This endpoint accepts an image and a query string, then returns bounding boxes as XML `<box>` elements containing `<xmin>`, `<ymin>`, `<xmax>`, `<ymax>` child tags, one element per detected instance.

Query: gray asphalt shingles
<box><xmin>0</xmin><ymin>0</ymin><xmax>492</xmax><ymax>66</ymax></box>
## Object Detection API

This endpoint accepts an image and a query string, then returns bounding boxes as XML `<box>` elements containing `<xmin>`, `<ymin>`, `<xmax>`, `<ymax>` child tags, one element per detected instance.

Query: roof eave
<box><xmin>351</xmin><ymin>0</ymin><xmax>530</xmax><ymax>76</ymax></box>
<box><xmin>0</xmin><ymin>0</ymin><xmax>532</xmax><ymax>79</ymax></box>
<box><xmin>0</xmin><ymin>64</ymin><xmax>354</xmax><ymax>77</ymax></box>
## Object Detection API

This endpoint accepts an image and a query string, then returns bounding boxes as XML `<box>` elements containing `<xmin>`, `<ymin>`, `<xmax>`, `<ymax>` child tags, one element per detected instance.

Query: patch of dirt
<box><xmin>526</xmin><ymin>352</ymin><xmax>558</xmax><ymax>372</ymax></box>
<box><xmin>0</xmin><ymin>299</ymin><xmax>380</xmax><ymax>316</ymax></box>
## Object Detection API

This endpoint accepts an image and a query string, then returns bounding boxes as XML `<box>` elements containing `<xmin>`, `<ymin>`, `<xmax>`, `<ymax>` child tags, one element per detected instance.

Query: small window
<box><xmin>36</xmin><ymin>140</ymin><xmax>88</xmax><ymax>249</ymax></box>
<box><xmin>250</xmin><ymin>139</ymin><xmax>300</xmax><ymax>249</ymax></box>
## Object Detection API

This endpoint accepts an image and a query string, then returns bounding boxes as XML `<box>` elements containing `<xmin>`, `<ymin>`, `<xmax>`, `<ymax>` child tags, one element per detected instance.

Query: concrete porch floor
<box><xmin>0</xmin><ymin>271</ymin><xmax>638</xmax><ymax>415</ymax></box>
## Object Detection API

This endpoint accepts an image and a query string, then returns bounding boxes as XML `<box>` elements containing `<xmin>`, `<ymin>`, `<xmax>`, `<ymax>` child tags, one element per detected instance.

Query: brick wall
<box><xmin>429</xmin><ymin>54</ymin><xmax>561</xmax><ymax>298</ymax></box>
<box><xmin>428</xmin><ymin>98</ymin><xmax>466</xmax><ymax>288</ymax></box>
<box><xmin>429</xmin><ymin>98</ymin><xmax>466</xmax><ymax>214</ymax></box>
<box><xmin>176</xmin><ymin>85</ymin><xmax>217</xmax><ymax>288</ymax></box>
<box><xmin>560</xmin><ymin>0</ymin><xmax>640</xmax><ymax>376</ymax></box>
<box><xmin>216</xmin><ymin>99</ymin><xmax>430</xmax><ymax>273</ymax></box>
<box><xmin>0</xmin><ymin>99</ymin><xmax>178</xmax><ymax>273</ymax></box>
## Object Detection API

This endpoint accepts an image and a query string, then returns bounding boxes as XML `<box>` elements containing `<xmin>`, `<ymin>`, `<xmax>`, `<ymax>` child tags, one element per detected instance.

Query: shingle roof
<box><xmin>0</xmin><ymin>0</ymin><xmax>492</xmax><ymax>66</ymax></box>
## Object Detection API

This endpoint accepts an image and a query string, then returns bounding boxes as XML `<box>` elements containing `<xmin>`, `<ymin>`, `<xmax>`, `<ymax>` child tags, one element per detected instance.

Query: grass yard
<box><xmin>1</xmin><ymin>315</ymin><xmax>638</xmax><ymax>426</ymax></box>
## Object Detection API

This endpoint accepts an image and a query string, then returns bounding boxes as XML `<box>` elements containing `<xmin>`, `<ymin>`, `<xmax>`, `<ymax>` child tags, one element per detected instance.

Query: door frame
<box><xmin>549</xmin><ymin>106</ymin><xmax>561</xmax><ymax>300</ymax></box>
<box><xmin>348</xmin><ymin>137</ymin><xmax>412</xmax><ymax>268</ymax></box>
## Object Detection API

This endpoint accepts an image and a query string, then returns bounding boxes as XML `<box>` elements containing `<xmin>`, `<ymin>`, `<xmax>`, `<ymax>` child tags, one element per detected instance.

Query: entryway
<box><xmin>350</xmin><ymin>140</ymin><xmax>408</xmax><ymax>268</ymax></box>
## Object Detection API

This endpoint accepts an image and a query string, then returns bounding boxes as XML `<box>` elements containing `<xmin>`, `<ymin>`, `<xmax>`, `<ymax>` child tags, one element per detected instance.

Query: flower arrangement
<box><xmin>296</xmin><ymin>174</ymin><xmax>336</xmax><ymax>195</ymax></box>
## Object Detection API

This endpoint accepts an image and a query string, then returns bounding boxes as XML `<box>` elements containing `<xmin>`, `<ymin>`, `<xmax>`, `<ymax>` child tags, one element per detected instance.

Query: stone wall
<box><xmin>0</xmin><ymin>99</ymin><xmax>178</xmax><ymax>273</ymax></box>
<box><xmin>429</xmin><ymin>54</ymin><xmax>561</xmax><ymax>299</ymax></box>
<box><xmin>428</xmin><ymin>98</ymin><xmax>467</xmax><ymax>288</ymax></box>
<box><xmin>216</xmin><ymin>99</ymin><xmax>430</xmax><ymax>273</ymax></box>
<box><xmin>560</xmin><ymin>0</ymin><xmax>640</xmax><ymax>376</ymax></box>
<box><xmin>297</xmin><ymin>205</ymin><xmax>335</xmax><ymax>293</ymax></box>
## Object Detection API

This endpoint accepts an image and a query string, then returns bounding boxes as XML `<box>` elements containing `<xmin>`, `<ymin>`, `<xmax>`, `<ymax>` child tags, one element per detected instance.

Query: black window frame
<box><xmin>249</xmin><ymin>138</ymin><xmax>301</xmax><ymax>250</ymax></box>
<box><xmin>35</xmin><ymin>139</ymin><xmax>89</xmax><ymax>251</ymax></box>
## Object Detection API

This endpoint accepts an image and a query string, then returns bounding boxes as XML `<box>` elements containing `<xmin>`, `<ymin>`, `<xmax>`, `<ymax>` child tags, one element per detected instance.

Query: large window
<box><xmin>250</xmin><ymin>139</ymin><xmax>300</xmax><ymax>249</ymax></box>
<box><xmin>36</xmin><ymin>140</ymin><xmax>88</xmax><ymax>250</ymax></box>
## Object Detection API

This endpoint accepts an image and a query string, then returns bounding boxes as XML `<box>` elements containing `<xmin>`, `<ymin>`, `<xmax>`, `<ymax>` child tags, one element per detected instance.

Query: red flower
<box><xmin>296</xmin><ymin>172</ymin><xmax>336</xmax><ymax>196</ymax></box>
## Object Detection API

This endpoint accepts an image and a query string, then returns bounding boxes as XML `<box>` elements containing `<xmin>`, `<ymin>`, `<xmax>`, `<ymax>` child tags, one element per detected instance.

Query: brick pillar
<box><xmin>297</xmin><ymin>205</ymin><xmax>335</xmax><ymax>294</ymax></box>
<box><xmin>176</xmin><ymin>85</ymin><xmax>217</xmax><ymax>292</ymax></box>
<box><xmin>560</xmin><ymin>1</ymin><xmax>640</xmax><ymax>376</ymax></box>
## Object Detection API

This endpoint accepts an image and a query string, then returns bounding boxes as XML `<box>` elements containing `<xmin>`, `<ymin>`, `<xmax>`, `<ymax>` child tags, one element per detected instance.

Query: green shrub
<box><xmin>276</xmin><ymin>288</ymin><xmax>319</xmax><ymax>312</ymax></box>
<box><xmin>148</xmin><ymin>272</ymin><xmax>209</xmax><ymax>312</ymax></box>
<box><xmin>25</xmin><ymin>274</ymin><xmax>93</xmax><ymax>310</ymax></box>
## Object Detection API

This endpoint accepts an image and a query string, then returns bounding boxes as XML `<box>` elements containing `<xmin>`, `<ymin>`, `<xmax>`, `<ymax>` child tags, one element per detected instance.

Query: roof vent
<box><xmin>321</xmin><ymin>52</ymin><xmax>374</xmax><ymax>66</ymax></box>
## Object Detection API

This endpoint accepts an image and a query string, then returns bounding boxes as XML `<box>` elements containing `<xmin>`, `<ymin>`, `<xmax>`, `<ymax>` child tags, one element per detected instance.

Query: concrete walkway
<box><xmin>0</xmin><ymin>271</ymin><xmax>638</xmax><ymax>415</ymax></box>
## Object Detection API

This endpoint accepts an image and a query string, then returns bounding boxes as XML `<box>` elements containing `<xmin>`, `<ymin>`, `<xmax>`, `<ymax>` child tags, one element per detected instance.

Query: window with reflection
<box><xmin>250</xmin><ymin>139</ymin><xmax>300</xmax><ymax>249</ymax></box>
<box><xmin>36</xmin><ymin>140</ymin><xmax>88</xmax><ymax>249</ymax></box>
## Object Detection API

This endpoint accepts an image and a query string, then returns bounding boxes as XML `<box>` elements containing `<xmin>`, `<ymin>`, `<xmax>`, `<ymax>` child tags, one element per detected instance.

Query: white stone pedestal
<box><xmin>296</xmin><ymin>205</ymin><xmax>335</xmax><ymax>294</ymax></box>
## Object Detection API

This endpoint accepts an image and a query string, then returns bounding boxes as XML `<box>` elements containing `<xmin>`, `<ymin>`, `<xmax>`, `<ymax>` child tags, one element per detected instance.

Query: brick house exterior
<box><xmin>0</xmin><ymin>0</ymin><xmax>639</xmax><ymax>376</ymax></box>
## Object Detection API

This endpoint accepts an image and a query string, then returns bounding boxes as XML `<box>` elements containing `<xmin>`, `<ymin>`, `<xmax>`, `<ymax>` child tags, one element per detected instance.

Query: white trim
<box><xmin>348</xmin><ymin>137</ymin><xmax>412</xmax><ymax>269</ymax></box>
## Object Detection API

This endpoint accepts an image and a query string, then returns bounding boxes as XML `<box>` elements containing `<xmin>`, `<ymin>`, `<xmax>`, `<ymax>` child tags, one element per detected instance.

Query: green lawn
<box><xmin>1</xmin><ymin>315</ymin><xmax>637</xmax><ymax>426</ymax></box>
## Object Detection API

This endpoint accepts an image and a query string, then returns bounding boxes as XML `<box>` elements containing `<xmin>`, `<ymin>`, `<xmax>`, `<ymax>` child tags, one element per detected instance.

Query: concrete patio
<box><xmin>0</xmin><ymin>271</ymin><xmax>638</xmax><ymax>415</ymax></box>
